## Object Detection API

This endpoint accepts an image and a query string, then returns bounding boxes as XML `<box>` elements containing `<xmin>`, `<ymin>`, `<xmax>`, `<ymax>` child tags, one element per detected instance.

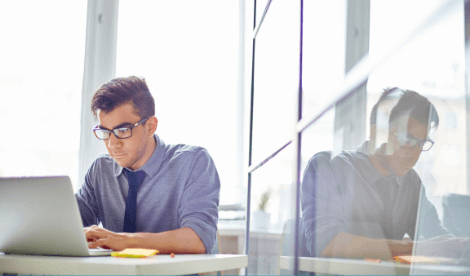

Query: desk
<box><xmin>218</xmin><ymin>222</ymin><xmax>285</xmax><ymax>275</ymax></box>
<box><xmin>280</xmin><ymin>256</ymin><xmax>470</xmax><ymax>275</ymax></box>
<box><xmin>0</xmin><ymin>253</ymin><xmax>247</xmax><ymax>275</ymax></box>
<box><xmin>280</xmin><ymin>256</ymin><xmax>410</xmax><ymax>275</ymax></box>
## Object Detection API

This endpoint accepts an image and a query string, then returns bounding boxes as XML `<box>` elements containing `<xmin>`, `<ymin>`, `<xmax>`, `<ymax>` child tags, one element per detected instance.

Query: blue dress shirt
<box><xmin>75</xmin><ymin>134</ymin><xmax>220</xmax><ymax>253</ymax></box>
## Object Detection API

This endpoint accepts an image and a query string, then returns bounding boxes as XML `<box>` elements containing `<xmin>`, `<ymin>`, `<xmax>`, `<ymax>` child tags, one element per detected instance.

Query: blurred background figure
<box><xmin>301</xmin><ymin>88</ymin><xmax>468</xmax><ymax>260</ymax></box>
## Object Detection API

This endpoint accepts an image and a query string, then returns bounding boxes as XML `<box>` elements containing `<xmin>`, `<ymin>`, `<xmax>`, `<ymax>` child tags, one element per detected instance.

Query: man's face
<box><xmin>97</xmin><ymin>103</ymin><xmax>154</xmax><ymax>170</ymax></box>
<box><xmin>387</xmin><ymin>117</ymin><xmax>428</xmax><ymax>176</ymax></box>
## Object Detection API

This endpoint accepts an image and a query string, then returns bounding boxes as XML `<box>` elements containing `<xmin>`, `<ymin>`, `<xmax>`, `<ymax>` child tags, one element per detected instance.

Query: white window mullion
<box><xmin>78</xmin><ymin>0</ymin><xmax>119</xmax><ymax>190</ymax></box>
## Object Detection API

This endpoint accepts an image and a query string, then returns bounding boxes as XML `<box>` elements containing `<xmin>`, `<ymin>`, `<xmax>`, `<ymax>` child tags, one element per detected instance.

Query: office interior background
<box><xmin>1</xmin><ymin>0</ymin><xmax>470</xmax><ymax>274</ymax></box>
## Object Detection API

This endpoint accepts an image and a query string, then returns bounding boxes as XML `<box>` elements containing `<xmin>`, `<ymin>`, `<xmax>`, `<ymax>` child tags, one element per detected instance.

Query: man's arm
<box><xmin>301</xmin><ymin>152</ymin><xmax>348</xmax><ymax>257</ymax></box>
<box><xmin>177</xmin><ymin>147</ymin><xmax>220</xmax><ymax>253</ymax></box>
<box><xmin>320</xmin><ymin>232</ymin><xmax>468</xmax><ymax>260</ymax></box>
<box><xmin>85</xmin><ymin>225</ymin><xmax>205</xmax><ymax>253</ymax></box>
<box><xmin>321</xmin><ymin>232</ymin><xmax>412</xmax><ymax>260</ymax></box>
<box><xmin>75</xmin><ymin>161</ymin><xmax>101</xmax><ymax>226</ymax></box>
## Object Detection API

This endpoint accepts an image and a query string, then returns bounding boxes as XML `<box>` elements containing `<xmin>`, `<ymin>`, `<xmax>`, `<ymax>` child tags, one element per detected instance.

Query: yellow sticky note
<box><xmin>393</xmin><ymin>255</ymin><xmax>436</xmax><ymax>264</ymax></box>
<box><xmin>111</xmin><ymin>248</ymin><xmax>159</xmax><ymax>258</ymax></box>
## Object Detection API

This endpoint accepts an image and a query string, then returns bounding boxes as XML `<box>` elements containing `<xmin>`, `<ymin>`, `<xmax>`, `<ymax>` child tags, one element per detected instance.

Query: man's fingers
<box><xmin>85</xmin><ymin>229</ymin><xmax>108</xmax><ymax>241</ymax></box>
<box><xmin>83</xmin><ymin>227</ymin><xmax>125</xmax><ymax>251</ymax></box>
<box><xmin>86</xmin><ymin>236</ymin><xmax>99</xmax><ymax>242</ymax></box>
<box><xmin>88</xmin><ymin>238</ymin><xmax>116</xmax><ymax>250</ymax></box>
<box><xmin>88</xmin><ymin>238</ymin><xmax>107</xmax><ymax>249</ymax></box>
<box><xmin>88</xmin><ymin>240</ymin><xmax>98</xmax><ymax>249</ymax></box>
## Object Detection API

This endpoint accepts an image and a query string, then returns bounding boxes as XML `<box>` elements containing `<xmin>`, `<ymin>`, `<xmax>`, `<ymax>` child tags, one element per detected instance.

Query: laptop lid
<box><xmin>0</xmin><ymin>176</ymin><xmax>92</xmax><ymax>256</ymax></box>
<box><xmin>409</xmin><ymin>187</ymin><xmax>470</xmax><ymax>274</ymax></box>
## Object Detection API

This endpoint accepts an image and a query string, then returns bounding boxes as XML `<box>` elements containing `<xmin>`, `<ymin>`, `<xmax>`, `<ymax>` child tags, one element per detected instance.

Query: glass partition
<box><xmin>300</xmin><ymin>89</ymin><xmax>414</xmax><ymax>275</ymax></box>
<box><xmin>248</xmin><ymin>144</ymin><xmax>295</xmax><ymax>275</ymax></box>
<box><xmin>299</xmin><ymin>108</ymin><xmax>337</xmax><ymax>275</ymax></box>
<box><xmin>302</xmin><ymin>0</ymin><xmax>347</xmax><ymax>120</ymax></box>
<box><xmin>298</xmin><ymin>1</ymin><xmax>468</xmax><ymax>272</ymax></box>
<box><xmin>369</xmin><ymin>1</ymin><xmax>470</xmax><ymax>274</ymax></box>
<box><xmin>300</xmin><ymin>97</ymin><xmax>410</xmax><ymax>274</ymax></box>
<box><xmin>368</xmin><ymin>0</ymin><xmax>467</xmax><ymax>199</ymax></box>
<box><xmin>248</xmin><ymin>0</ymin><xmax>469</xmax><ymax>274</ymax></box>
<box><xmin>251</xmin><ymin>0</ymin><xmax>300</xmax><ymax>166</ymax></box>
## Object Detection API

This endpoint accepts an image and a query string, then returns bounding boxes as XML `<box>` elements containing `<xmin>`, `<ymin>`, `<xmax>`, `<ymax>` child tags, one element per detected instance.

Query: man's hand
<box><xmin>84</xmin><ymin>225</ymin><xmax>135</xmax><ymax>251</ymax></box>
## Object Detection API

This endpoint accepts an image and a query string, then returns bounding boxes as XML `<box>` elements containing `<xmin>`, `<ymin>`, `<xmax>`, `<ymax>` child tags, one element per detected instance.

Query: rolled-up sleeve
<box><xmin>179</xmin><ymin>148</ymin><xmax>220</xmax><ymax>253</ymax></box>
<box><xmin>301</xmin><ymin>152</ymin><xmax>346</xmax><ymax>257</ymax></box>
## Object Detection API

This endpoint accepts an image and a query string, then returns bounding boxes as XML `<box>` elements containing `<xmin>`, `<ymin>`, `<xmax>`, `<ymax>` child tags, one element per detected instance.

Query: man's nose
<box><xmin>107</xmin><ymin>132</ymin><xmax>122</xmax><ymax>148</ymax></box>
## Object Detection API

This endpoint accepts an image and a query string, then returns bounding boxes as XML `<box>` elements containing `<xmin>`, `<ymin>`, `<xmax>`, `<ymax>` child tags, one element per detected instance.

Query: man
<box><xmin>301</xmin><ymin>88</ymin><xmax>466</xmax><ymax>260</ymax></box>
<box><xmin>75</xmin><ymin>76</ymin><xmax>220</xmax><ymax>254</ymax></box>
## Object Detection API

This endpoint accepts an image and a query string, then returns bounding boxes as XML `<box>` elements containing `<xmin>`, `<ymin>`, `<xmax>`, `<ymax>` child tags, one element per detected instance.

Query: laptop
<box><xmin>0</xmin><ymin>176</ymin><xmax>113</xmax><ymax>256</ymax></box>
<box><xmin>407</xmin><ymin>188</ymin><xmax>470</xmax><ymax>274</ymax></box>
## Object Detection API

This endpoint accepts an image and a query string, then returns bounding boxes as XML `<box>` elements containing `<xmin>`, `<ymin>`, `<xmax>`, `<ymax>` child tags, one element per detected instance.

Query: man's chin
<box><xmin>114</xmin><ymin>159</ymin><xmax>130</xmax><ymax>168</ymax></box>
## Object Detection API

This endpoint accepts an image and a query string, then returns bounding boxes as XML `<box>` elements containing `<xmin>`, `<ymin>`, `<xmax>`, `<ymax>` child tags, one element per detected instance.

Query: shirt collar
<box><xmin>355</xmin><ymin>140</ymin><xmax>401</xmax><ymax>186</ymax></box>
<box><xmin>114</xmin><ymin>134</ymin><xmax>166</xmax><ymax>178</ymax></box>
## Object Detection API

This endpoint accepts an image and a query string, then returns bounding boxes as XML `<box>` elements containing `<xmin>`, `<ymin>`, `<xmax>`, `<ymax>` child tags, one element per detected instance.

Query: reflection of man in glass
<box><xmin>301</xmin><ymin>89</ymin><xmax>467</xmax><ymax>260</ymax></box>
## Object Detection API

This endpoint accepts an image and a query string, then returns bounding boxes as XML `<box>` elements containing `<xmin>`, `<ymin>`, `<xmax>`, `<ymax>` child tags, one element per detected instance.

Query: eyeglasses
<box><xmin>397</xmin><ymin>132</ymin><xmax>434</xmax><ymax>151</ymax></box>
<box><xmin>93</xmin><ymin>116</ymin><xmax>150</xmax><ymax>140</ymax></box>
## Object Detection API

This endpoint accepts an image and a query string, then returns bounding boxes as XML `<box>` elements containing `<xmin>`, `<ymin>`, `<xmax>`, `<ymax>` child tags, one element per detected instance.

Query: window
<box><xmin>0</xmin><ymin>1</ymin><xmax>87</xmax><ymax>188</ymax></box>
<box><xmin>245</xmin><ymin>0</ymin><xmax>467</xmax><ymax>274</ymax></box>
<box><xmin>116</xmin><ymin>0</ymin><xmax>240</xmax><ymax>205</ymax></box>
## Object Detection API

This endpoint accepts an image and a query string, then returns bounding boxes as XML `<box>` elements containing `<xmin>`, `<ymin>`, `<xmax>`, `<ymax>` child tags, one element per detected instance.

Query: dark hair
<box><xmin>389</xmin><ymin>90</ymin><xmax>439</xmax><ymax>131</ymax></box>
<box><xmin>91</xmin><ymin>76</ymin><xmax>155</xmax><ymax>120</ymax></box>
<box><xmin>370</xmin><ymin>87</ymin><xmax>439</xmax><ymax>131</ymax></box>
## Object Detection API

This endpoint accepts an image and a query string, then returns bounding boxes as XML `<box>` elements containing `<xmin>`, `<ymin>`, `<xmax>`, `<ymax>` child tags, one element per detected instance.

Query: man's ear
<box><xmin>147</xmin><ymin>116</ymin><xmax>158</xmax><ymax>136</ymax></box>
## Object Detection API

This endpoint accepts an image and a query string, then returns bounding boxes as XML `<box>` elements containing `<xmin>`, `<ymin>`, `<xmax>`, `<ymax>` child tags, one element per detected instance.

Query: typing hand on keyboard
<box><xmin>84</xmin><ymin>225</ymin><xmax>134</xmax><ymax>251</ymax></box>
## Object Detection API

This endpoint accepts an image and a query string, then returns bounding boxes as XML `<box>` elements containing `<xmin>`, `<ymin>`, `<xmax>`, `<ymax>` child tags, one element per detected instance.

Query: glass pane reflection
<box><xmin>302</xmin><ymin>0</ymin><xmax>347</xmax><ymax>121</ymax></box>
<box><xmin>368</xmin><ymin>1</ymin><xmax>470</xmax><ymax>274</ymax></box>
<box><xmin>297</xmin><ymin>0</ymin><xmax>469</xmax><ymax>274</ymax></box>
<box><xmin>300</xmin><ymin>89</ymin><xmax>469</xmax><ymax>274</ymax></box>
<box><xmin>252</xmin><ymin>0</ymin><xmax>299</xmax><ymax>166</ymax></box>
<box><xmin>248</xmin><ymin>145</ymin><xmax>295</xmax><ymax>275</ymax></box>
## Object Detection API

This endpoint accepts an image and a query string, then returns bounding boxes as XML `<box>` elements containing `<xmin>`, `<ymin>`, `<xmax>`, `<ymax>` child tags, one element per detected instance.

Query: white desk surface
<box><xmin>280</xmin><ymin>256</ymin><xmax>470</xmax><ymax>275</ymax></box>
<box><xmin>0</xmin><ymin>253</ymin><xmax>247</xmax><ymax>275</ymax></box>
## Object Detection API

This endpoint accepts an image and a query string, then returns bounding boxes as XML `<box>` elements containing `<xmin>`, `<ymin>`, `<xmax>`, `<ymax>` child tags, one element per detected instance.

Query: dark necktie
<box><xmin>123</xmin><ymin>170</ymin><xmax>146</xmax><ymax>233</ymax></box>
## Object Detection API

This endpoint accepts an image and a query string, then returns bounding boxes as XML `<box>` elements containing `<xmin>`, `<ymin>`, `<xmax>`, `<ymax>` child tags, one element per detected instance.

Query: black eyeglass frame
<box><xmin>397</xmin><ymin>131</ymin><xmax>434</xmax><ymax>151</ymax></box>
<box><xmin>93</xmin><ymin>116</ymin><xmax>151</xmax><ymax>140</ymax></box>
